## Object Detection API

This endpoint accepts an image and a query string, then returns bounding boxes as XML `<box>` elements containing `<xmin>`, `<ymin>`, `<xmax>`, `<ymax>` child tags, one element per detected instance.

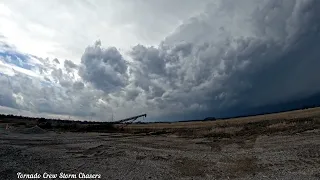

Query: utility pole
<box><xmin>109</xmin><ymin>107</ymin><xmax>114</xmax><ymax>122</ymax></box>
<box><xmin>111</xmin><ymin>110</ymin><xmax>114</xmax><ymax>121</ymax></box>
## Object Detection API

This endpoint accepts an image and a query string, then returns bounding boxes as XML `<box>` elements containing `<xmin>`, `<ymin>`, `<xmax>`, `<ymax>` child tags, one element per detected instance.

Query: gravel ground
<box><xmin>0</xmin><ymin>128</ymin><xmax>319</xmax><ymax>180</ymax></box>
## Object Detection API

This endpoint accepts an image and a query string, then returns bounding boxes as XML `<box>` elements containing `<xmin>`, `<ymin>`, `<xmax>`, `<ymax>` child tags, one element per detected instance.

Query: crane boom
<box><xmin>115</xmin><ymin>114</ymin><xmax>147</xmax><ymax>123</ymax></box>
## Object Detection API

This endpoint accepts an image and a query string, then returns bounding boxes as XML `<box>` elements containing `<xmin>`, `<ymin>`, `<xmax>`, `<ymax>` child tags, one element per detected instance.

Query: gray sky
<box><xmin>0</xmin><ymin>0</ymin><xmax>320</xmax><ymax>121</ymax></box>
<box><xmin>0</xmin><ymin>0</ymin><xmax>210</xmax><ymax>61</ymax></box>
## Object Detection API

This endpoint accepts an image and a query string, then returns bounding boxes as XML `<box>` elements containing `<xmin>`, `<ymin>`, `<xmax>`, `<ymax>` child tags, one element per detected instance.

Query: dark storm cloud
<box><xmin>124</xmin><ymin>0</ymin><xmax>320</xmax><ymax>118</ymax></box>
<box><xmin>1</xmin><ymin>0</ymin><xmax>320</xmax><ymax>121</ymax></box>
<box><xmin>130</xmin><ymin>45</ymin><xmax>166</xmax><ymax>76</ymax></box>
<box><xmin>64</xmin><ymin>59</ymin><xmax>78</xmax><ymax>69</ymax></box>
<box><xmin>78</xmin><ymin>40</ymin><xmax>128</xmax><ymax>93</ymax></box>
<box><xmin>209</xmin><ymin>0</ymin><xmax>320</xmax><ymax>110</ymax></box>
<box><xmin>75</xmin><ymin>0</ymin><xmax>320</xmax><ymax>120</ymax></box>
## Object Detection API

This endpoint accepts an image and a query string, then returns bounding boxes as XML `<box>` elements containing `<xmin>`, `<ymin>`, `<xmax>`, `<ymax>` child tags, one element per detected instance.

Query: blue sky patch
<box><xmin>0</xmin><ymin>51</ymin><xmax>35</xmax><ymax>70</ymax></box>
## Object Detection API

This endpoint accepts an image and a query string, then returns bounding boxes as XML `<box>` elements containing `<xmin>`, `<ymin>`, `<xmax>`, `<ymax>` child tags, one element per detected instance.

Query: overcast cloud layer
<box><xmin>0</xmin><ymin>0</ymin><xmax>320</xmax><ymax>121</ymax></box>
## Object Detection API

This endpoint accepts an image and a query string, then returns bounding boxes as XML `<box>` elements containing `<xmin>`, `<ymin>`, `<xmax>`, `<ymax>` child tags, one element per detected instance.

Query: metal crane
<box><xmin>114</xmin><ymin>114</ymin><xmax>147</xmax><ymax>124</ymax></box>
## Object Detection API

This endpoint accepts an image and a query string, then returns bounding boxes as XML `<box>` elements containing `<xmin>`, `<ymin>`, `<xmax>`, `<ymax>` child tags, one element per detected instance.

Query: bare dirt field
<box><xmin>0</xmin><ymin>108</ymin><xmax>320</xmax><ymax>180</ymax></box>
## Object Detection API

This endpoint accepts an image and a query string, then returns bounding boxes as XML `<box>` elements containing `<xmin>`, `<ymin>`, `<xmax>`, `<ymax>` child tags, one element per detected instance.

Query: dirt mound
<box><xmin>22</xmin><ymin>125</ymin><xmax>47</xmax><ymax>134</ymax></box>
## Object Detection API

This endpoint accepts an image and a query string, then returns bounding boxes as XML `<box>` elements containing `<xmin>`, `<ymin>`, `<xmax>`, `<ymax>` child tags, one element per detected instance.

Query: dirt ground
<box><xmin>0</xmin><ymin>125</ymin><xmax>319</xmax><ymax>179</ymax></box>
<box><xmin>1</xmin><ymin>108</ymin><xmax>320</xmax><ymax>180</ymax></box>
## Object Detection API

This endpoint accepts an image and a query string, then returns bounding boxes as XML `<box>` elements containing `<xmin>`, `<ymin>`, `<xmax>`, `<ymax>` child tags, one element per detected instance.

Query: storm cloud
<box><xmin>0</xmin><ymin>0</ymin><xmax>320</xmax><ymax>121</ymax></box>
<box><xmin>78</xmin><ymin>41</ymin><xmax>128</xmax><ymax>93</ymax></box>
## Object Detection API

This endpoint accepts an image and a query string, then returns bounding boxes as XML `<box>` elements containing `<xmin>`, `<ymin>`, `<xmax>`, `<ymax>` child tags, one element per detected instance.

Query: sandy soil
<box><xmin>0</xmin><ymin>126</ymin><xmax>319</xmax><ymax>180</ymax></box>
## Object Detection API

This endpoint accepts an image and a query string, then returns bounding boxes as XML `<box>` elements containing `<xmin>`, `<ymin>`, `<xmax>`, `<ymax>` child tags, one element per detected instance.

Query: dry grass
<box><xmin>267</xmin><ymin>122</ymin><xmax>296</xmax><ymax>129</ymax></box>
<box><xmin>209</xmin><ymin>126</ymin><xmax>243</xmax><ymax>134</ymax></box>
<box><xmin>126</xmin><ymin>107</ymin><xmax>320</xmax><ymax>130</ymax></box>
<box><xmin>123</xmin><ymin>107</ymin><xmax>320</xmax><ymax>137</ymax></box>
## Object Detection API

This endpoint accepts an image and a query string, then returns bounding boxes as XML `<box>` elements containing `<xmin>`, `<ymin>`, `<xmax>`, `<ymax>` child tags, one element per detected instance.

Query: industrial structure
<box><xmin>114</xmin><ymin>114</ymin><xmax>147</xmax><ymax>124</ymax></box>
